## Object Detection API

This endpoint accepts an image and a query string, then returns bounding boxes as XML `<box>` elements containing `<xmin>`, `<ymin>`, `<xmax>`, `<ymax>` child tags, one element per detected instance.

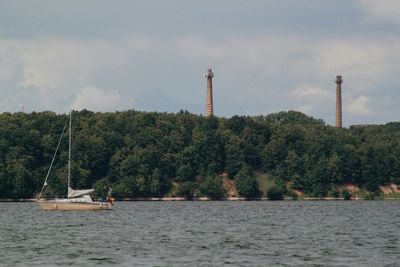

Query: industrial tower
<box><xmin>335</xmin><ymin>75</ymin><xmax>343</xmax><ymax>128</ymax></box>
<box><xmin>206</xmin><ymin>68</ymin><xmax>214</xmax><ymax>117</ymax></box>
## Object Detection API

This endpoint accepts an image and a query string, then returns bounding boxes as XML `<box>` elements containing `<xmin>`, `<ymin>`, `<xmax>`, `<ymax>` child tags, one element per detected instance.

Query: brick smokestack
<box><xmin>206</xmin><ymin>68</ymin><xmax>214</xmax><ymax>117</ymax></box>
<box><xmin>335</xmin><ymin>75</ymin><xmax>343</xmax><ymax>128</ymax></box>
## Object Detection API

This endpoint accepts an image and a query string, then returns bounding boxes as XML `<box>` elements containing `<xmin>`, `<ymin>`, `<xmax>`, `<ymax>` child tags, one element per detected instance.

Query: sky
<box><xmin>0</xmin><ymin>0</ymin><xmax>399</xmax><ymax>126</ymax></box>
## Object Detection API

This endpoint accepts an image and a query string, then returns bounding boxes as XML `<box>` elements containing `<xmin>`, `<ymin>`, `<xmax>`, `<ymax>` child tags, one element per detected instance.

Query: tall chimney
<box><xmin>335</xmin><ymin>75</ymin><xmax>343</xmax><ymax>128</ymax></box>
<box><xmin>206</xmin><ymin>68</ymin><xmax>214</xmax><ymax>117</ymax></box>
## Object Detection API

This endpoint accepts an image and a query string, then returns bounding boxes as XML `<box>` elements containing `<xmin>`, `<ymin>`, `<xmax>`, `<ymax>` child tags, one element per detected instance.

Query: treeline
<box><xmin>0</xmin><ymin>110</ymin><xmax>399</xmax><ymax>199</ymax></box>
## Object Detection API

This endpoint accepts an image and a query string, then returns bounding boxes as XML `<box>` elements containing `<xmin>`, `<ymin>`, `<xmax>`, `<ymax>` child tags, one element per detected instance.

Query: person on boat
<box><xmin>106</xmin><ymin>196</ymin><xmax>115</xmax><ymax>205</ymax></box>
<box><xmin>106</xmin><ymin>187</ymin><xmax>115</xmax><ymax>205</ymax></box>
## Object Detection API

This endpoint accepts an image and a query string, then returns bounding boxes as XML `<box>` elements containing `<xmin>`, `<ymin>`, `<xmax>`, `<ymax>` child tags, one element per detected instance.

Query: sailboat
<box><xmin>37</xmin><ymin>111</ymin><xmax>115</xmax><ymax>211</ymax></box>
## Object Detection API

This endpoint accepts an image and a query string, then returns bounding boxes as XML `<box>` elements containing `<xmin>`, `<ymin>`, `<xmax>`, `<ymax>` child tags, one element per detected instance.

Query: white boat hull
<box><xmin>37</xmin><ymin>199</ymin><xmax>112</xmax><ymax>211</ymax></box>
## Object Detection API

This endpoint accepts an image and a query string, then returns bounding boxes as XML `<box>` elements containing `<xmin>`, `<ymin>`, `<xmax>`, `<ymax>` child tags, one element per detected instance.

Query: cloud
<box><xmin>170</xmin><ymin>36</ymin><xmax>400</xmax><ymax>123</ymax></box>
<box><xmin>15</xmin><ymin>37</ymin><xmax>151</xmax><ymax>89</ymax></box>
<box><xmin>0</xmin><ymin>32</ymin><xmax>399</xmax><ymax>125</ymax></box>
<box><xmin>71</xmin><ymin>86</ymin><xmax>125</xmax><ymax>111</ymax></box>
<box><xmin>347</xmin><ymin>95</ymin><xmax>373</xmax><ymax>116</ymax></box>
<box><xmin>356</xmin><ymin>0</ymin><xmax>400</xmax><ymax>25</ymax></box>
<box><xmin>287</xmin><ymin>85</ymin><xmax>334</xmax><ymax>118</ymax></box>
<box><xmin>314</xmin><ymin>40</ymin><xmax>391</xmax><ymax>84</ymax></box>
<box><xmin>175</xmin><ymin>36</ymin><xmax>315</xmax><ymax>75</ymax></box>
<box><xmin>316</xmin><ymin>42</ymin><xmax>385</xmax><ymax>70</ymax></box>
<box><xmin>289</xmin><ymin>86</ymin><xmax>332</xmax><ymax>98</ymax></box>
<box><xmin>0</xmin><ymin>37</ymin><xmax>151</xmax><ymax>112</ymax></box>
<box><xmin>0</xmin><ymin>45</ymin><xmax>22</xmax><ymax>82</ymax></box>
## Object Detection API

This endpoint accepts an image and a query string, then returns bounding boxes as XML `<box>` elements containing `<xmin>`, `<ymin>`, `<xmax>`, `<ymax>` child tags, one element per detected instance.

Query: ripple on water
<box><xmin>1</xmin><ymin>201</ymin><xmax>400</xmax><ymax>266</ymax></box>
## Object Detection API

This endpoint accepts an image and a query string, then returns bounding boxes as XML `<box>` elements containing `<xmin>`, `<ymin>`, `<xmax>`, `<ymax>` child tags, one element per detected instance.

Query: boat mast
<box><xmin>68</xmin><ymin>110</ymin><xmax>72</xmax><ymax>191</ymax></box>
<box><xmin>38</xmin><ymin>117</ymin><xmax>69</xmax><ymax>199</ymax></box>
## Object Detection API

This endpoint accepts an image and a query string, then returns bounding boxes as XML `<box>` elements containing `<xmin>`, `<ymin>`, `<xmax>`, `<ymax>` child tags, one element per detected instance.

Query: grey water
<box><xmin>1</xmin><ymin>201</ymin><xmax>400</xmax><ymax>267</ymax></box>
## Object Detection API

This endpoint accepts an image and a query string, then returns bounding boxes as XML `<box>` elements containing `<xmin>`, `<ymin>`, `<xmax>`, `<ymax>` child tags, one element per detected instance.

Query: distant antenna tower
<box><xmin>206</xmin><ymin>68</ymin><xmax>214</xmax><ymax>117</ymax></box>
<box><xmin>20</xmin><ymin>103</ymin><xmax>25</xmax><ymax>113</ymax></box>
<box><xmin>335</xmin><ymin>75</ymin><xmax>343</xmax><ymax>128</ymax></box>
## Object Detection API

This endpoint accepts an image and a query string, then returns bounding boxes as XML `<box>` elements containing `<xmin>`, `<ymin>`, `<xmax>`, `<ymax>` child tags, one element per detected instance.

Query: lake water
<box><xmin>1</xmin><ymin>201</ymin><xmax>400</xmax><ymax>267</ymax></box>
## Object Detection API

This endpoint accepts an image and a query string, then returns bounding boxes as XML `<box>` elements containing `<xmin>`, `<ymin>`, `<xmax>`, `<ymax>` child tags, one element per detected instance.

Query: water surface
<box><xmin>1</xmin><ymin>201</ymin><xmax>400</xmax><ymax>266</ymax></box>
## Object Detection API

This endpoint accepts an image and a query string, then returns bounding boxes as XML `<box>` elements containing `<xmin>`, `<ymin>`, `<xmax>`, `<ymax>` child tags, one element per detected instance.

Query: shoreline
<box><xmin>2</xmin><ymin>197</ymin><xmax>400</xmax><ymax>202</ymax></box>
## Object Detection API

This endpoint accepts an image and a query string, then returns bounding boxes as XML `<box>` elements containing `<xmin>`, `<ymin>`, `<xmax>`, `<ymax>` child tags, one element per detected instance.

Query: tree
<box><xmin>150</xmin><ymin>168</ymin><xmax>162</xmax><ymax>196</ymax></box>
<box><xmin>0</xmin><ymin>109</ymin><xmax>399</xmax><ymax>199</ymax></box>
<box><xmin>176</xmin><ymin>181</ymin><xmax>195</xmax><ymax>200</ymax></box>
<box><xmin>226</xmin><ymin>115</ymin><xmax>246</xmax><ymax>135</ymax></box>
<box><xmin>200</xmin><ymin>175</ymin><xmax>226</xmax><ymax>200</ymax></box>
<box><xmin>234</xmin><ymin>166</ymin><xmax>260</xmax><ymax>198</ymax></box>
<box><xmin>224</xmin><ymin>135</ymin><xmax>244</xmax><ymax>178</ymax></box>
<box><xmin>94</xmin><ymin>178</ymin><xmax>112</xmax><ymax>199</ymax></box>
<box><xmin>177</xmin><ymin>163</ymin><xmax>194</xmax><ymax>182</ymax></box>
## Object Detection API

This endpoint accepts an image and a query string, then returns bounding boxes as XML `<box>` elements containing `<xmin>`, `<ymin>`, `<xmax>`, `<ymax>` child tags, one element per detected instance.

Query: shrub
<box><xmin>328</xmin><ymin>186</ymin><xmax>340</xmax><ymax>198</ymax></box>
<box><xmin>363</xmin><ymin>192</ymin><xmax>381</xmax><ymax>200</ymax></box>
<box><xmin>176</xmin><ymin>181</ymin><xmax>195</xmax><ymax>200</ymax></box>
<box><xmin>93</xmin><ymin>178</ymin><xmax>112</xmax><ymax>199</ymax></box>
<box><xmin>341</xmin><ymin>189</ymin><xmax>351</xmax><ymax>200</ymax></box>
<box><xmin>234</xmin><ymin>166</ymin><xmax>260</xmax><ymax>198</ymax></box>
<box><xmin>311</xmin><ymin>185</ymin><xmax>327</xmax><ymax>198</ymax></box>
<box><xmin>267</xmin><ymin>186</ymin><xmax>285</xmax><ymax>200</ymax></box>
<box><xmin>200</xmin><ymin>175</ymin><xmax>226</xmax><ymax>200</ymax></box>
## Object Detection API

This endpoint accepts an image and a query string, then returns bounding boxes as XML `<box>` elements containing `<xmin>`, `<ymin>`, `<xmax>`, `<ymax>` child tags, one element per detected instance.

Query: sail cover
<box><xmin>68</xmin><ymin>187</ymin><xmax>94</xmax><ymax>198</ymax></box>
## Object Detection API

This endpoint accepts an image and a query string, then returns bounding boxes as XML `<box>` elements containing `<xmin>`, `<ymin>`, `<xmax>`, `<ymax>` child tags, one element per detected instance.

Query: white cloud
<box><xmin>0</xmin><ymin>33</ymin><xmax>399</xmax><ymax>125</ymax></box>
<box><xmin>314</xmin><ymin>39</ymin><xmax>400</xmax><ymax>100</ymax></box>
<box><xmin>347</xmin><ymin>95</ymin><xmax>373</xmax><ymax>116</ymax></box>
<box><xmin>70</xmin><ymin>86</ymin><xmax>125</xmax><ymax>111</ymax></box>
<box><xmin>175</xmin><ymin>36</ymin><xmax>315</xmax><ymax>75</ymax></box>
<box><xmin>289</xmin><ymin>86</ymin><xmax>332</xmax><ymax>98</ymax></box>
<box><xmin>0</xmin><ymin>37</ymin><xmax>150</xmax><ymax>112</ymax></box>
<box><xmin>357</xmin><ymin>0</ymin><xmax>400</xmax><ymax>25</ymax></box>
<box><xmin>175</xmin><ymin>36</ymin><xmax>399</xmax><ymax>93</ymax></box>
<box><xmin>287</xmin><ymin>85</ymin><xmax>334</xmax><ymax>119</ymax></box>
<box><xmin>173</xmin><ymin>35</ymin><xmax>400</xmax><ymax>123</ymax></box>
<box><xmin>315</xmin><ymin>42</ymin><xmax>385</xmax><ymax>70</ymax></box>
<box><xmin>0</xmin><ymin>45</ymin><xmax>22</xmax><ymax>82</ymax></box>
<box><xmin>14</xmin><ymin>37</ymin><xmax>151</xmax><ymax>89</ymax></box>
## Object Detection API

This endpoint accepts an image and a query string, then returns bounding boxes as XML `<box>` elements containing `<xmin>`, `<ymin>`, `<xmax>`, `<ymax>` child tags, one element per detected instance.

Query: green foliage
<box><xmin>256</xmin><ymin>173</ymin><xmax>276</xmax><ymax>197</ymax></box>
<box><xmin>328</xmin><ymin>186</ymin><xmax>340</xmax><ymax>198</ymax></box>
<box><xmin>234</xmin><ymin>166</ymin><xmax>260</xmax><ymax>198</ymax></box>
<box><xmin>0</xmin><ymin>110</ymin><xmax>399</xmax><ymax>199</ymax></box>
<box><xmin>266</xmin><ymin>185</ymin><xmax>285</xmax><ymax>200</ymax></box>
<box><xmin>176</xmin><ymin>181</ymin><xmax>195</xmax><ymax>200</ymax></box>
<box><xmin>199</xmin><ymin>175</ymin><xmax>226</xmax><ymax>200</ymax></box>
<box><xmin>93</xmin><ymin>178</ymin><xmax>112</xmax><ymax>199</ymax></box>
<box><xmin>262</xmin><ymin>111</ymin><xmax>325</xmax><ymax>126</ymax></box>
<box><xmin>363</xmin><ymin>192</ymin><xmax>381</xmax><ymax>200</ymax></box>
<box><xmin>177</xmin><ymin>164</ymin><xmax>195</xmax><ymax>182</ymax></box>
<box><xmin>341</xmin><ymin>189</ymin><xmax>352</xmax><ymax>200</ymax></box>
<box><xmin>224</xmin><ymin>140</ymin><xmax>244</xmax><ymax>178</ymax></box>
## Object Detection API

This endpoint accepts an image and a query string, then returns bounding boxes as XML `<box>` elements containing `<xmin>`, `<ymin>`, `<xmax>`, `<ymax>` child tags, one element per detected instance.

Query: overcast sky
<box><xmin>1</xmin><ymin>0</ymin><xmax>399</xmax><ymax>126</ymax></box>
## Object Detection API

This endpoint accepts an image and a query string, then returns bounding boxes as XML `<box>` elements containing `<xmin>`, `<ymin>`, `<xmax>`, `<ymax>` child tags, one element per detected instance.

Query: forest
<box><xmin>0</xmin><ymin>110</ymin><xmax>399</xmax><ymax>200</ymax></box>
